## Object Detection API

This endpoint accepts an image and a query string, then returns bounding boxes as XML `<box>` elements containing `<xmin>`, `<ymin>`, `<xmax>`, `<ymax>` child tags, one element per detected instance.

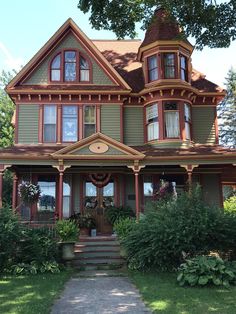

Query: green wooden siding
<box><xmin>18</xmin><ymin>105</ymin><xmax>39</xmax><ymax>144</ymax></box>
<box><xmin>23</xmin><ymin>33</ymin><xmax>114</xmax><ymax>86</ymax></box>
<box><xmin>124</xmin><ymin>107</ymin><xmax>144</xmax><ymax>145</ymax></box>
<box><xmin>101</xmin><ymin>105</ymin><xmax>121</xmax><ymax>141</ymax></box>
<box><xmin>201</xmin><ymin>174</ymin><xmax>221</xmax><ymax>207</ymax></box>
<box><xmin>192</xmin><ymin>107</ymin><xmax>216</xmax><ymax>144</ymax></box>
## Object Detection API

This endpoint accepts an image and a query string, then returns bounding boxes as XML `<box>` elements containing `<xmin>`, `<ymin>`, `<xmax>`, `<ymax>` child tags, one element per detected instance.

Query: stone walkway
<box><xmin>51</xmin><ymin>270</ymin><xmax>151</xmax><ymax>314</ymax></box>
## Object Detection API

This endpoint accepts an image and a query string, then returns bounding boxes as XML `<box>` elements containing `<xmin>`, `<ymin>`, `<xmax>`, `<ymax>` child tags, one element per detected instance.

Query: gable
<box><xmin>22</xmin><ymin>32</ymin><xmax>114</xmax><ymax>86</ymax></box>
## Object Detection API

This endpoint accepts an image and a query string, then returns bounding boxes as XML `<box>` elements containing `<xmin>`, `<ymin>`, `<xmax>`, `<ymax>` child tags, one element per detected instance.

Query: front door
<box><xmin>84</xmin><ymin>181</ymin><xmax>114</xmax><ymax>234</ymax></box>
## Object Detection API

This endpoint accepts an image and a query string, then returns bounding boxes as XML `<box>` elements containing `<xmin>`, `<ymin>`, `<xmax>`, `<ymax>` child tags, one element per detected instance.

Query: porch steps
<box><xmin>74</xmin><ymin>236</ymin><xmax>125</xmax><ymax>270</ymax></box>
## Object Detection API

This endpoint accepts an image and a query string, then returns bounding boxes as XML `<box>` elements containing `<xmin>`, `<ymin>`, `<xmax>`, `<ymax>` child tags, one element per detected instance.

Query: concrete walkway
<box><xmin>51</xmin><ymin>270</ymin><xmax>151</xmax><ymax>314</ymax></box>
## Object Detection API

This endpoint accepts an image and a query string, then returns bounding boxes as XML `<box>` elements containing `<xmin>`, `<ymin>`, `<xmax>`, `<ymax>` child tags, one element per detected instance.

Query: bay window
<box><xmin>84</xmin><ymin>105</ymin><xmax>96</xmax><ymax>137</ymax></box>
<box><xmin>147</xmin><ymin>55</ymin><xmax>158</xmax><ymax>82</ymax></box>
<box><xmin>43</xmin><ymin>105</ymin><xmax>56</xmax><ymax>142</ymax></box>
<box><xmin>163</xmin><ymin>53</ymin><xmax>175</xmax><ymax>78</ymax></box>
<box><xmin>62</xmin><ymin>106</ymin><xmax>78</xmax><ymax>141</ymax></box>
<box><xmin>164</xmin><ymin>103</ymin><xmax>180</xmax><ymax>138</ymax></box>
<box><xmin>180</xmin><ymin>55</ymin><xmax>188</xmax><ymax>81</ymax></box>
<box><xmin>184</xmin><ymin>103</ymin><xmax>191</xmax><ymax>140</ymax></box>
<box><xmin>146</xmin><ymin>103</ymin><xmax>159</xmax><ymax>141</ymax></box>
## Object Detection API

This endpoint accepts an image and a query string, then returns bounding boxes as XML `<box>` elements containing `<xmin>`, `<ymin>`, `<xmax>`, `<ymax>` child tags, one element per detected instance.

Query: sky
<box><xmin>0</xmin><ymin>0</ymin><xmax>236</xmax><ymax>88</ymax></box>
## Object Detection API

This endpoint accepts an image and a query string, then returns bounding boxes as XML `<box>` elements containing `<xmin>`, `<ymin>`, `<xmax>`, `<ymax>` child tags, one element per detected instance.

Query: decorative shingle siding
<box><xmin>18</xmin><ymin>105</ymin><xmax>39</xmax><ymax>144</ymax></box>
<box><xmin>23</xmin><ymin>33</ymin><xmax>114</xmax><ymax>86</ymax></box>
<box><xmin>101</xmin><ymin>105</ymin><xmax>121</xmax><ymax>141</ymax></box>
<box><xmin>124</xmin><ymin>107</ymin><xmax>144</xmax><ymax>145</ymax></box>
<box><xmin>192</xmin><ymin>107</ymin><xmax>216</xmax><ymax>144</ymax></box>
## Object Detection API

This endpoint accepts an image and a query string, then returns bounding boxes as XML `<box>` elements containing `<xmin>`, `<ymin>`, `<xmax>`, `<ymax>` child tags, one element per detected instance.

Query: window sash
<box><xmin>180</xmin><ymin>55</ymin><xmax>188</xmax><ymax>81</ymax></box>
<box><xmin>147</xmin><ymin>55</ymin><xmax>158</xmax><ymax>81</ymax></box>
<box><xmin>147</xmin><ymin>122</ymin><xmax>159</xmax><ymax>141</ymax></box>
<box><xmin>80</xmin><ymin>69</ymin><xmax>89</xmax><ymax>81</ymax></box>
<box><xmin>185</xmin><ymin>122</ymin><xmax>191</xmax><ymax>140</ymax></box>
<box><xmin>164</xmin><ymin>53</ymin><xmax>175</xmax><ymax>78</ymax></box>
<box><xmin>44</xmin><ymin>106</ymin><xmax>56</xmax><ymax>142</ymax></box>
<box><xmin>38</xmin><ymin>177</ymin><xmax>56</xmax><ymax>212</ymax></box>
<box><xmin>164</xmin><ymin>111</ymin><xmax>180</xmax><ymax>138</ymax></box>
<box><xmin>62</xmin><ymin>106</ymin><xmax>78</xmax><ymax>142</ymax></box>
<box><xmin>146</xmin><ymin>104</ymin><xmax>158</xmax><ymax>123</ymax></box>
<box><xmin>184</xmin><ymin>104</ymin><xmax>191</xmax><ymax>122</ymax></box>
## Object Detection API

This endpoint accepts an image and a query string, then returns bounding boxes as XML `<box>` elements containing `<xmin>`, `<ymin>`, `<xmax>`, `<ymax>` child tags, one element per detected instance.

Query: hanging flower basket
<box><xmin>18</xmin><ymin>182</ymin><xmax>41</xmax><ymax>205</ymax></box>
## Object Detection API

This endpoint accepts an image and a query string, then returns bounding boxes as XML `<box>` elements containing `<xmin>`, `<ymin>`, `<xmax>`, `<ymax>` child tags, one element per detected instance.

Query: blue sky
<box><xmin>0</xmin><ymin>0</ymin><xmax>236</xmax><ymax>87</ymax></box>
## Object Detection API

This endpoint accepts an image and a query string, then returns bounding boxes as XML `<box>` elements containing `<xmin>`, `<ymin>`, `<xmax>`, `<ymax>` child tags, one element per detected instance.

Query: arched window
<box><xmin>51</xmin><ymin>54</ymin><xmax>61</xmax><ymax>81</ymax></box>
<box><xmin>80</xmin><ymin>56</ymin><xmax>90</xmax><ymax>81</ymax></box>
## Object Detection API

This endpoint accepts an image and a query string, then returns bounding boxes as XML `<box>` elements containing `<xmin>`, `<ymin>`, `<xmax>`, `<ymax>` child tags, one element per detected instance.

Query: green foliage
<box><xmin>114</xmin><ymin>217</ymin><xmax>136</xmax><ymax>241</ymax></box>
<box><xmin>2</xmin><ymin>170</ymin><xmax>13</xmax><ymax>207</ymax></box>
<box><xmin>55</xmin><ymin>219</ymin><xmax>79</xmax><ymax>242</ymax></box>
<box><xmin>5</xmin><ymin>261</ymin><xmax>61</xmax><ymax>275</ymax></box>
<box><xmin>105</xmin><ymin>206</ymin><xmax>135</xmax><ymax>225</ymax></box>
<box><xmin>224</xmin><ymin>196</ymin><xmax>236</xmax><ymax>213</ymax></box>
<box><xmin>0</xmin><ymin>70</ymin><xmax>16</xmax><ymax>148</ymax></box>
<box><xmin>0</xmin><ymin>207</ymin><xmax>22</xmax><ymax>271</ymax></box>
<box><xmin>70</xmin><ymin>212</ymin><xmax>96</xmax><ymax>229</ymax></box>
<box><xmin>122</xmin><ymin>186</ymin><xmax>219</xmax><ymax>271</ymax></box>
<box><xmin>177</xmin><ymin>256</ymin><xmax>236</xmax><ymax>288</ymax></box>
<box><xmin>218</xmin><ymin>68</ymin><xmax>236</xmax><ymax>148</ymax></box>
<box><xmin>78</xmin><ymin>1</ymin><xmax>236</xmax><ymax>49</ymax></box>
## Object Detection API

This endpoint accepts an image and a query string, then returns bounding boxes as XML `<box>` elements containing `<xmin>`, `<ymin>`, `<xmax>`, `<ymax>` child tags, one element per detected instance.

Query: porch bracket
<box><xmin>180</xmin><ymin>164</ymin><xmax>199</xmax><ymax>187</ymax></box>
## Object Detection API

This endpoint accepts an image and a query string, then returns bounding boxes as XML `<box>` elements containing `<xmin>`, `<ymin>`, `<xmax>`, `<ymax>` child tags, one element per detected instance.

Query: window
<box><xmin>43</xmin><ymin>105</ymin><xmax>56</xmax><ymax>142</ymax></box>
<box><xmin>80</xmin><ymin>56</ymin><xmax>90</xmax><ymax>81</ymax></box>
<box><xmin>147</xmin><ymin>55</ymin><xmax>158</xmax><ymax>82</ymax></box>
<box><xmin>84</xmin><ymin>106</ymin><xmax>96</xmax><ymax>137</ymax></box>
<box><xmin>164</xmin><ymin>103</ymin><xmax>180</xmax><ymax>138</ymax></box>
<box><xmin>50</xmin><ymin>50</ymin><xmax>90</xmax><ymax>82</ymax></box>
<box><xmin>180</xmin><ymin>55</ymin><xmax>188</xmax><ymax>81</ymax></box>
<box><xmin>184</xmin><ymin>103</ymin><xmax>191</xmax><ymax>140</ymax></box>
<box><xmin>38</xmin><ymin>176</ymin><xmax>56</xmax><ymax>212</ymax></box>
<box><xmin>85</xmin><ymin>182</ymin><xmax>97</xmax><ymax>209</ymax></box>
<box><xmin>51</xmin><ymin>54</ymin><xmax>61</xmax><ymax>81</ymax></box>
<box><xmin>63</xmin><ymin>176</ymin><xmax>71</xmax><ymax>218</ymax></box>
<box><xmin>164</xmin><ymin>53</ymin><xmax>175</xmax><ymax>78</ymax></box>
<box><xmin>103</xmin><ymin>182</ymin><xmax>114</xmax><ymax>208</ymax></box>
<box><xmin>146</xmin><ymin>104</ymin><xmax>159</xmax><ymax>141</ymax></box>
<box><xmin>64</xmin><ymin>51</ymin><xmax>76</xmax><ymax>81</ymax></box>
<box><xmin>62</xmin><ymin>106</ymin><xmax>78</xmax><ymax>141</ymax></box>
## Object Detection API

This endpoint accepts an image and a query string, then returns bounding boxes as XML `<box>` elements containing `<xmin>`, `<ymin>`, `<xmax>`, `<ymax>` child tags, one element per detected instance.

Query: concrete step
<box><xmin>75</xmin><ymin>245</ymin><xmax>120</xmax><ymax>252</ymax></box>
<box><xmin>75</xmin><ymin>251</ymin><xmax>121</xmax><ymax>258</ymax></box>
<box><xmin>76</xmin><ymin>240</ymin><xmax>120</xmax><ymax>246</ymax></box>
<box><xmin>74</xmin><ymin>257</ymin><xmax>124</xmax><ymax>265</ymax></box>
<box><xmin>75</xmin><ymin>263</ymin><xmax>124</xmax><ymax>271</ymax></box>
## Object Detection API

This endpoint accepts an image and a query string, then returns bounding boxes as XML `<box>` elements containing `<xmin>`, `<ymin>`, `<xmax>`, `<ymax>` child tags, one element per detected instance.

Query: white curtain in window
<box><xmin>148</xmin><ymin>122</ymin><xmax>159</xmax><ymax>141</ymax></box>
<box><xmin>80</xmin><ymin>69</ymin><xmax>89</xmax><ymax>81</ymax></box>
<box><xmin>184</xmin><ymin>104</ymin><xmax>191</xmax><ymax>121</ymax></box>
<box><xmin>165</xmin><ymin>112</ymin><xmax>180</xmax><ymax>138</ymax></box>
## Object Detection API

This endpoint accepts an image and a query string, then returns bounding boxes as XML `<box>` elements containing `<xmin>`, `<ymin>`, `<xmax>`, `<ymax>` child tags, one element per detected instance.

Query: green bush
<box><xmin>105</xmin><ymin>206</ymin><xmax>135</xmax><ymax>225</ymax></box>
<box><xmin>55</xmin><ymin>219</ymin><xmax>79</xmax><ymax>242</ymax></box>
<box><xmin>5</xmin><ymin>261</ymin><xmax>61</xmax><ymax>275</ymax></box>
<box><xmin>122</xmin><ymin>187</ymin><xmax>219</xmax><ymax>271</ymax></box>
<box><xmin>224</xmin><ymin>196</ymin><xmax>236</xmax><ymax>213</ymax></box>
<box><xmin>114</xmin><ymin>217</ymin><xmax>136</xmax><ymax>241</ymax></box>
<box><xmin>0</xmin><ymin>207</ymin><xmax>22</xmax><ymax>271</ymax></box>
<box><xmin>177</xmin><ymin>255</ymin><xmax>236</xmax><ymax>288</ymax></box>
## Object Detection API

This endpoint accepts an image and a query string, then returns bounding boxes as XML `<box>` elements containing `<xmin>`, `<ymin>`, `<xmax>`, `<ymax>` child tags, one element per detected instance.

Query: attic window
<box><xmin>50</xmin><ymin>50</ymin><xmax>91</xmax><ymax>83</ymax></box>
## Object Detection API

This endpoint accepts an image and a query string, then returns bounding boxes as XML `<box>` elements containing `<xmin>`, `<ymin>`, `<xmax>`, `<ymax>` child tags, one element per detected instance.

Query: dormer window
<box><xmin>50</xmin><ymin>50</ymin><xmax>90</xmax><ymax>82</ymax></box>
<box><xmin>180</xmin><ymin>55</ymin><xmax>188</xmax><ymax>81</ymax></box>
<box><xmin>147</xmin><ymin>55</ymin><xmax>158</xmax><ymax>82</ymax></box>
<box><xmin>163</xmin><ymin>53</ymin><xmax>175</xmax><ymax>79</ymax></box>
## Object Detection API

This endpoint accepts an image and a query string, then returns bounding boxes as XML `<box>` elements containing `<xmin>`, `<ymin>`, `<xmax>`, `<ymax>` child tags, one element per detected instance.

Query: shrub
<box><xmin>177</xmin><ymin>255</ymin><xmax>236</xmax><ymax>288</ymax></box>
<box><xmin>105</xmin><ymin>206</ymin><xmax>135</xmax><ymax>225</ymax></box>
<box><xmin>5</xmin><ymin>261</ymin><xmax>61</xmax><ymax>275</ymax></box>
<box><xmin>55</xmin><ymin>219</ymin><xmax>79</xmax><ymax>242</ymax></box>
<box><xmin>70</xmin><ymin>213</ymin><xmax>96</xmax><ymax>229</ymax></box>
<box><xmin>0</xmin><ymin>207</ymin><xmax>22</xmax><ymax>271</ymax></box>
<box><xmin>114</xmin><ymin>217</ymin><xmax>136</xmax><ymax>241</ymax></box>
<box><xmin>122</xmin><ymin>186</ymin><xmax>220</xmax><ymax>271</ymax></box>
<box><xmin>224</xmin><ymin>196</ymin><xmax>236</xmax><ymax>213</ymax></box>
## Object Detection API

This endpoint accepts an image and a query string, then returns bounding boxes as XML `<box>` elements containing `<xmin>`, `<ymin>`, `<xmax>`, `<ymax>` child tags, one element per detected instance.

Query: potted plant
<box><xmin>55</xmin><ymin>219</ymin><xmax>79</xmax><ymax>262</ymax></box>
<box><xmin>71</xmin><ymin>213</ymin><xmax>96</xmax><ymax>236</ymax></box>
<box><xmin>18</xmin><ymin>182</ymin><xmax>41</xmax><ymax>206</ymax></box>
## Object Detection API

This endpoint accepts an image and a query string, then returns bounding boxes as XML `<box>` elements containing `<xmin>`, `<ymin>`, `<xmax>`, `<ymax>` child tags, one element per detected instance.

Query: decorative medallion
<box><xmin>89</xmin><ymin>142</ymin><xmax>109</xmax><ymax>154</ymax></box>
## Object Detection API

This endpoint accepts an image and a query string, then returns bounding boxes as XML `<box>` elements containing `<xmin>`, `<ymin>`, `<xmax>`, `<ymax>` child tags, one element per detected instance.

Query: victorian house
<box><xmin>0</xmin><ymin>9</ymin><xmax>235</xmax><ymax>234</ymax></box>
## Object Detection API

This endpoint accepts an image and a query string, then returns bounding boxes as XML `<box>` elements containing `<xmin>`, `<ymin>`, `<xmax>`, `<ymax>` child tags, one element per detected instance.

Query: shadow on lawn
<box><xmin>130</xmin><ymin>272</ymin><xmax>236</xmax><ymax>314</ymax></box>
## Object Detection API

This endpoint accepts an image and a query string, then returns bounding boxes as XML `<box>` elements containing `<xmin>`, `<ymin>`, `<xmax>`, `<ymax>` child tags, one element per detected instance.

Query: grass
<box><xmin>130</xmin><ymin>271</ymin><xmax>236</xmax><ymax>314</ymax></box>
<box><xmin>0</xmin><ymin>270</ymin><xmax>73</xmax><ymax>314</ymax></box>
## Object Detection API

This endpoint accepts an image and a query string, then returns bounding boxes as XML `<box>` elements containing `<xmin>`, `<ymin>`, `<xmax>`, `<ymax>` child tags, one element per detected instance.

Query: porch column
<box><xmin>134</xmin><ymin>172</ymin><xmax>140</xmax><ymax>219</ymax></box>
<box><xmin>12</xmin><ymin>173</ymin><xmax>18</xmax><ymax>211</ymax></box>
<box><xmin>58</xmin><ymin>171</ymin><xmax>64</xmax><ymax>220</ymax></box>
<box><xmin>180</xmin><ymin>164</ymin><xmax>199</xmax><ymax>192</ymax></box>
<box><xmin>0</xmin><ymin>171</ymin><xmax>3</xmax><ymax>209</ymax></box>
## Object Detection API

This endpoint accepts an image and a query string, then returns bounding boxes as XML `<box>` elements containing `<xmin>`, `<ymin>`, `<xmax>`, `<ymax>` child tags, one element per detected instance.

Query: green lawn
<box><xmin>130</xmin><ymin>271</ymin><xmax>236</xmax><ymax>314</ymax></box>
<box><xmin>0</xmin><ymin>271</ymin><xmax>72</xmax><ymax>314</ymax></box>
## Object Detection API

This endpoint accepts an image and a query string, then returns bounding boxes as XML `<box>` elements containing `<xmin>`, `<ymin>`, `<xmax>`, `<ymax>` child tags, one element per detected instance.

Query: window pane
<box><xmin>184</xmin><ymin>104</ymin><xmax>191</xmax><ymax>122</ymax></box>
<box><xmin>63</xmin><ymin>180</ymin><xmax>71</xmax><ymax>218</ymax></box>
<box><xmin>146</xmin><ymin>104</ymin><xmax>158</xmax><ymax>123</ymax></box>
<box><xmin>62</xmin><ymin>106</ymin><xmax>78</xmax><ymax>141</ymax></box>
<box><xmin>80</xmin><ymin>69</ymin><xmax>89</xmax><ymax>81</ymax></box>
<box><xmin>165</xmin><ymin>111</ymin><xmax>180</xmax><ymax>138</ymax></box>
<box><xmin>103</xmin><ymin>182</ymin><xmax>114</xmax><ymax>197</ymax></box>
<box><xmin>185</xmin><ymin>122</ymin><xmax>191</xmax><ymax>140</ymax></box>
<box><xmin>38</xmin><ymin>177</ymin><xmax>56</xmax><ymax>212</ymax></box>
<box><xmin>149</xmin><ymin>69</ymin><xmax>158</xmax><ymax>81</ymax></box>
<box><xmin>86</xmin><ymin>182</ymin><xmax>97</xmax><ymax>196</ymax></box>
<box><xmin>164</xmin><ymin>103</ymin><xmax>178</xmax><ymax>111</ymax></box>
<box><xmin>164</xmin><ymin>53</ymin><xmax>175</xmax><ymax>78</ymax></box>
<box><xmin>51</xmin><ymin>69</ymin><xmax>60</xmax><ymax>81</ymax></box>
<box><xmin>65</xmin><ymin>51</ymin><xmax>76</xmax><ymax>62</ymax></box>
<box><xmin>44</xmin><ymin>106</ymin><xmax>56</xmax><ymax>142</ymax></box>
<box><xmin>80</xmin><ymin>57</ymin><xmax>89</xmax><ymax>69</ymax></box>
<box><xmin>84</xmin><ymin>106</ymin><xmax>95</xmax><ymax>123</ymax></box>
<box><xmin>65</xmin><ymin>63</ymin><xmax>76</xmax><ymax>81</ymax></box>
<box><xmin>52</xmin><ymin>54</ymin><xmax>61</xmax><ymax>69</ymax></box>
<box><xmin>144</xmin><ymin>182</ymin><xmax>153</xmax><ymax>196</ymax></box>
<box><xmin>165</xmin><ymin>66</ymin><xmax>175</xmax><ymax>78</ymax></box>
<box><xmin>84</xmin><ymin>124</ymin><xmax>96</xmax><ymax>138</ymax></box>
<box><xmin>44</xmin><ymin>105</ymin><xmax>56</xmax><ymax>123</ymax></box>
<box><xmin>148</xmin><ymin>122</ymin><xmax>159</xmax><ymax>141</ymax></box>
<box><xmin>44</xmin><ymin>125</ymin><xmax>56</xmax><ymax>142</ymax></box>
<box><xmin>180</xmin><ymin>56</ymin><xmax>186</xmax><ymax>69</ymax></box>
<box><xmin>164</xmin><ymin>54</ymin><xmax>175</xmax><ymax>66</ymax></box>
<box><xmin>148</xmin><ymin>55</ymin><xmax>158</xmax><ymax>81</ymax></box>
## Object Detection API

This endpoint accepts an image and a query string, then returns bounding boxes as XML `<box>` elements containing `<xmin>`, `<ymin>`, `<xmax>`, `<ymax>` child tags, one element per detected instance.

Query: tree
<box><xmin>78</xmin><ymin>0</ymin><xmax>236</xmax><ymax>49</ymax></box>
<box><xmin>0</xmin><ymin>70</ymin><xmax>16</xmax><ymax>148</ymax></box>
<box><xmin>218</xmin><ymin>68</ymin><xmax>236</xmax><ymax>148</ymax></box>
